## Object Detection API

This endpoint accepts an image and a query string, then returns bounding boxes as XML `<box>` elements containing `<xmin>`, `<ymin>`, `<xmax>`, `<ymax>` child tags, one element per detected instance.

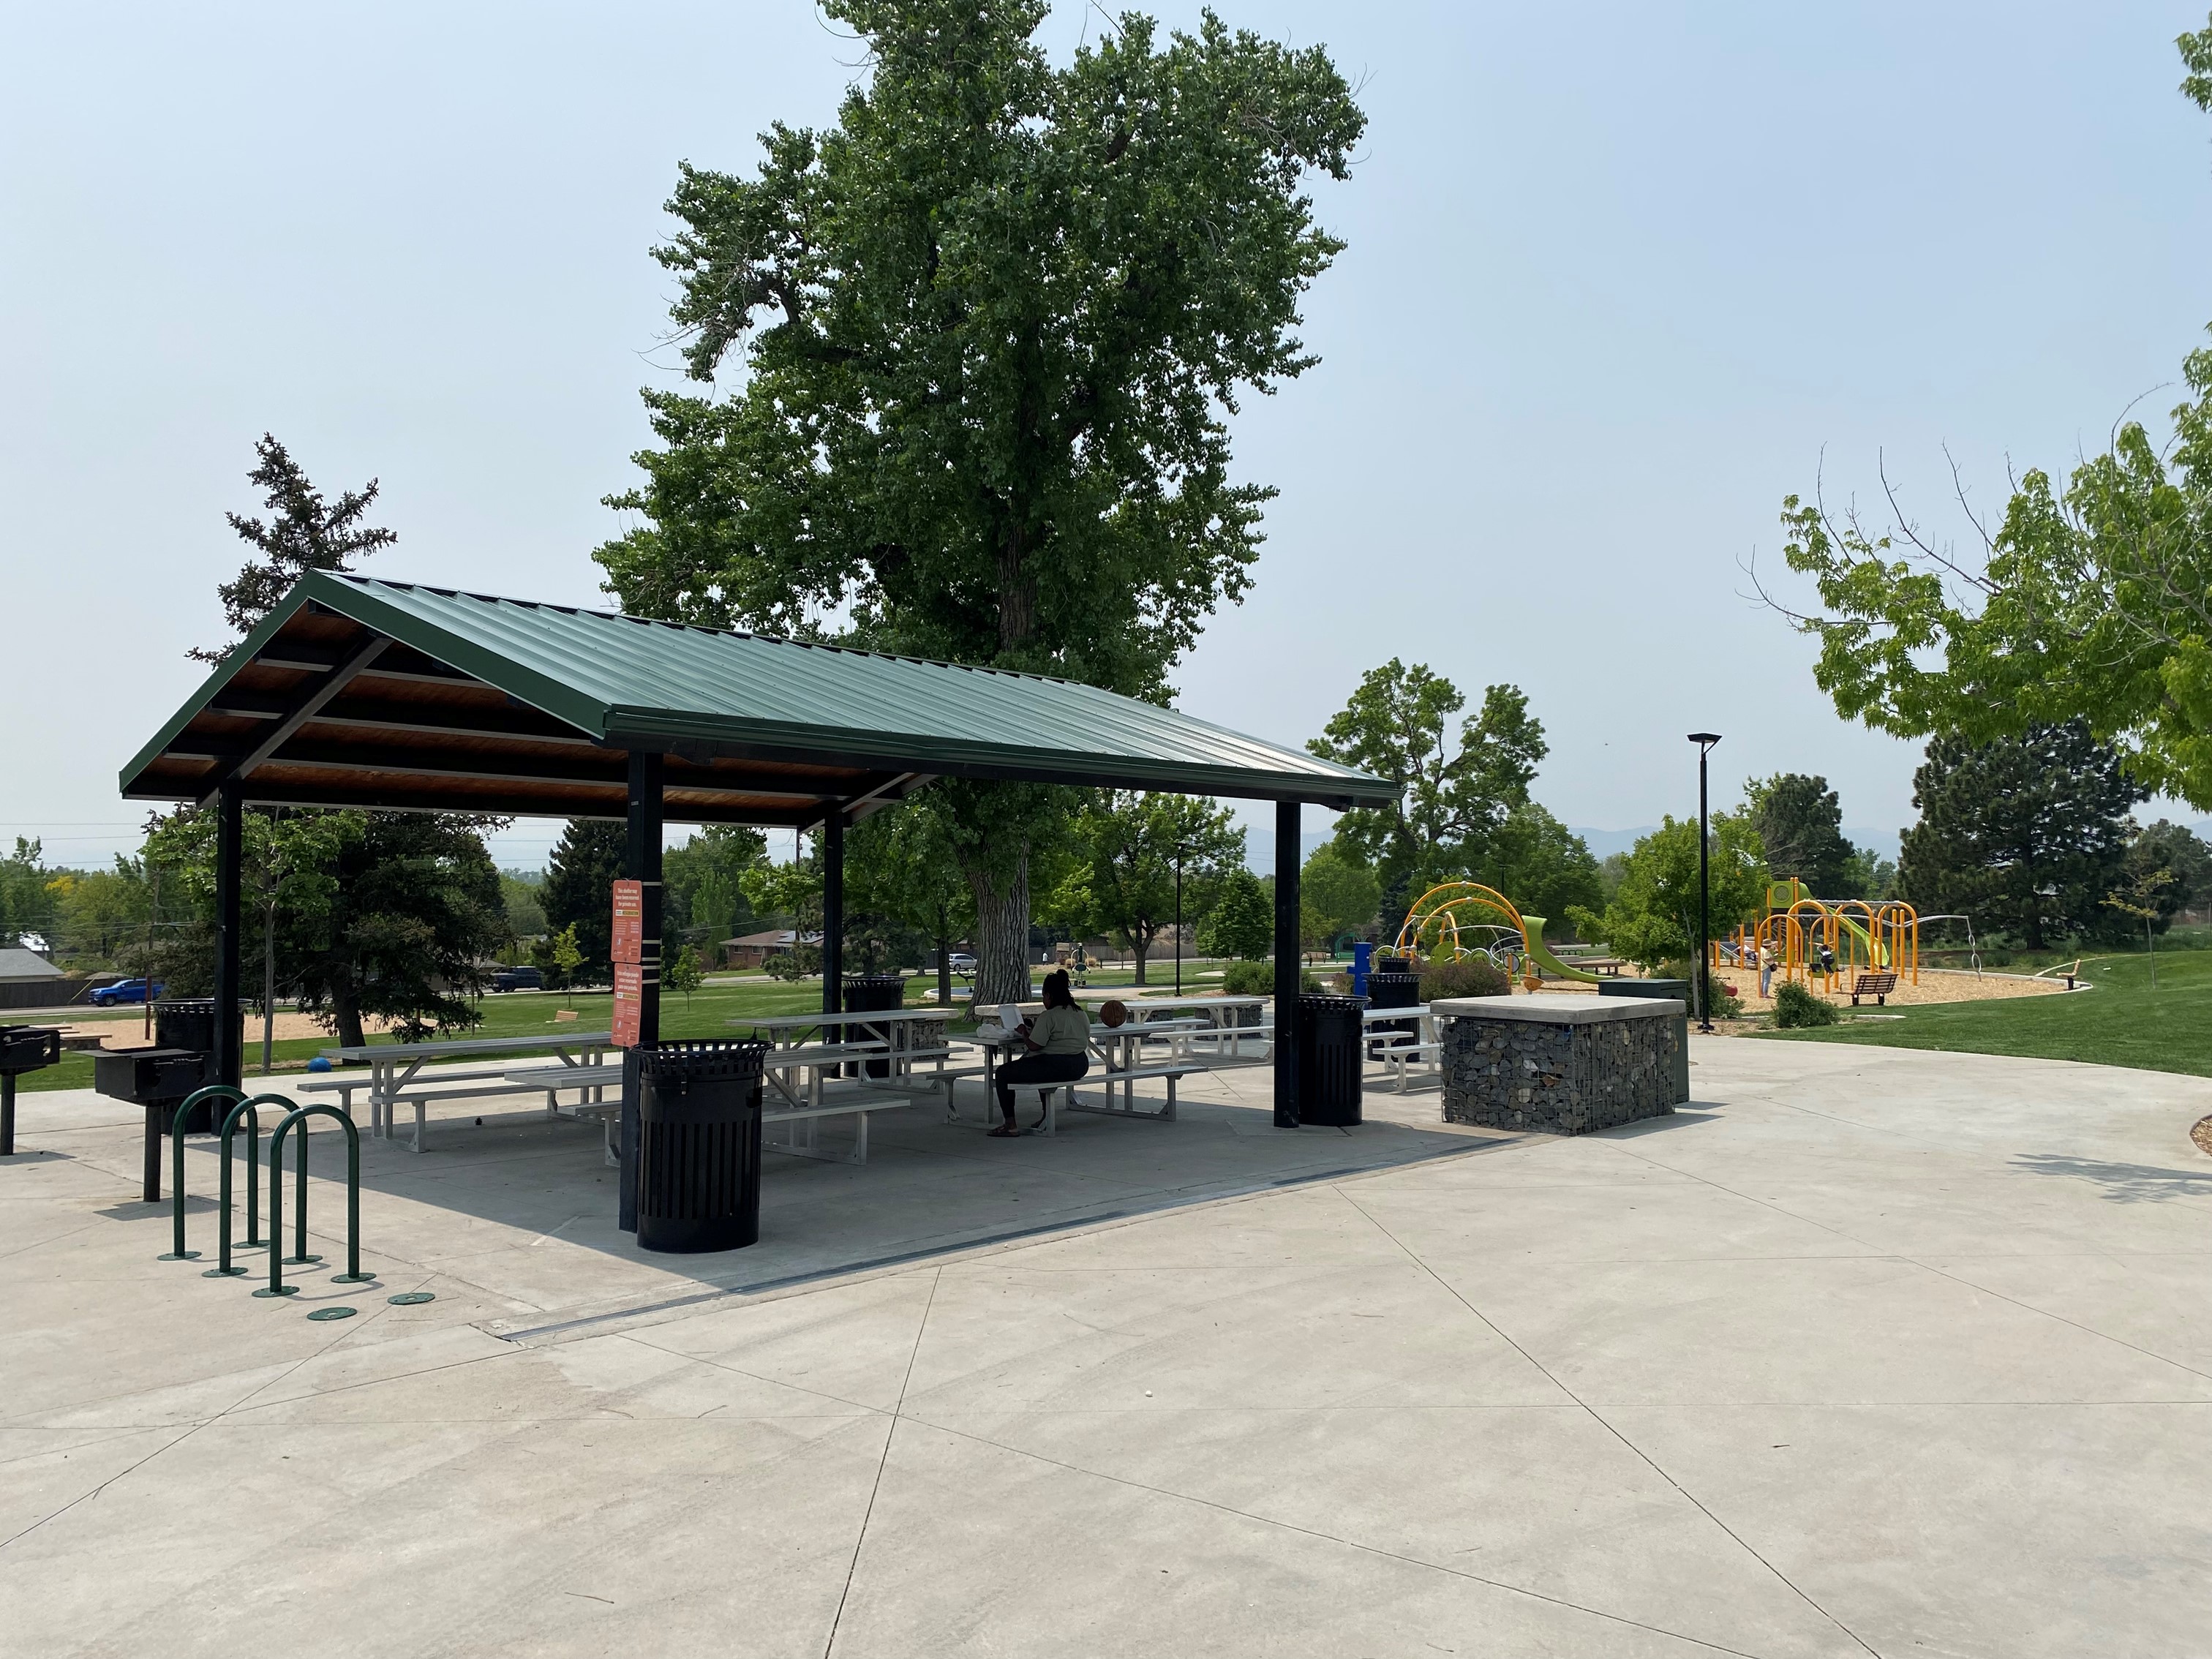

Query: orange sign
<box><xmin>612</xmin><ymin>879</ymin><xmax>644</xmax><ymax>966</ymax></box>
<box><xmin>613</xmin><ymin>962</ymin><xmax>642</xmax><ymax>1047</ymax></box>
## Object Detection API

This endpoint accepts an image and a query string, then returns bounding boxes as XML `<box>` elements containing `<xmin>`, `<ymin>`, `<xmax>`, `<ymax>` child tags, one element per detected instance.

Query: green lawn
<box><xmin>1755</xmin><ymin>947</ymin><xmax>2212</xmax><ymax>1078</ymax></box>
<box><xmin>14</xmin><ymin>963</ymin><xmax>1248</xmax><ymax>1094</ymax></box>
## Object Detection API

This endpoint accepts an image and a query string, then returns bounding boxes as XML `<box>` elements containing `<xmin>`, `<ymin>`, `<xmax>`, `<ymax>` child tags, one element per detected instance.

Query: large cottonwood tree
<box><xmin>594</xmin><ymin>0</ymin><xmax>1363</xmax><ymax>1007</ymax></box>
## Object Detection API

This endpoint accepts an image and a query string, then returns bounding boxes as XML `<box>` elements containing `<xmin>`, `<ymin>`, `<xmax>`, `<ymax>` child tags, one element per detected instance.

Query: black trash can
<box><xmin>1365</xmin><ymin>964</ymin><xmax>1421</xmax><ymax>1060</ymax></box>
<box><xmin>1297</xmin><ymin>993</ymin><xmax>1366</xmax><ymax>1127</ymax></box>
<box><xmin>634</xmin><ymin>1039</ymin><xmax>770</xmax><ymax>1254</ymax></box>
<box><xmin>151</xmin><ymin>1001</ymin><xmax>221</xmax><ymax>1131</ymax></box>
<box><xmin>842</xmin><ymin>974</ymin><xmax>906</xmax><ymax>1077</ymax></box>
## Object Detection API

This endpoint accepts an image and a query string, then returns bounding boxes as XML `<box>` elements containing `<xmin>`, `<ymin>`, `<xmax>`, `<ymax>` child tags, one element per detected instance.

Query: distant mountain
<box><xmin>1570</xmin><ymin>827</ymin><xmax>1658</xmax><ymax>859</ymax></box>
<box><xmin>1241</xmin><ymin>824</ymin><xmax>1334</xmax><ymax>873</ymax></box>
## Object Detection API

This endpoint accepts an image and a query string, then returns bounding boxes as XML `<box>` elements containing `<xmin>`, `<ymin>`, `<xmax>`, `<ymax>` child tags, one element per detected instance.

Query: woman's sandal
<box><xmin>987</xmin><ymin>1122</ymin><xmax>1022</xmax><ymax>1137</ymax></box>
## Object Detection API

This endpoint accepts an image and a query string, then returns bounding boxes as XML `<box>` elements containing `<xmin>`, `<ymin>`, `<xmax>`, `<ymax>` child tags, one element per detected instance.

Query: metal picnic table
<box><xmin>726</xmin><ymin>1008</ymin><xmax>956</xmax><ymax>1080</ymax></box>
<box><xmin>511</xmin><ymin>1039</ymin><xmax>908</xmax><ymax>1165</ymax></box>
<box><xmin>968</xmin><ymin>1016</ymin><xmax>1210</xmax><ymax>1121</ymax></box>
<box><xmin>312</xmin><ymin>1029</ymin><xmax>612</xmax><ymax>1151</ymax></box>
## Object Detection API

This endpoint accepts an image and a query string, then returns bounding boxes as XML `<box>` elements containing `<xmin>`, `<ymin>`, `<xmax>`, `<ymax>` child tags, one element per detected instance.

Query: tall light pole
<box><xmin>1173</xmin><ymin>841</ymin><xmax>1195</xmax><ymax>994</ymax></box>
<box><xmin>1688</xmin><ymin>733</ymin><xmax>1721</xmax><ymax>1033</ymax></box>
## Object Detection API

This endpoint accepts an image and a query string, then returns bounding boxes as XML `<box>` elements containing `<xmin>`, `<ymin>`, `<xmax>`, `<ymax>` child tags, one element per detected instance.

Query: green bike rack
<box><xmin>202</xmin><ymin>1093</ymin><xmax>296</xmax><ymax>1277</ymax></box>
<box><xmin>259</xmin><ymin>1103</ymin><xmax>372</xmax><ymax>1298</ymax></box>
<box><xmin>158</xmin><ymin>1085</ymin><xmax>244</xmax><ymax>1261</ymax></box>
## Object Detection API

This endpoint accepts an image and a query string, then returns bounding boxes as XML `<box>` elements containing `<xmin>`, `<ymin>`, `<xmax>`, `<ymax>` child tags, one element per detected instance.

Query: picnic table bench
<box><xmin>511</xmin><ymin>1041</ymin><xmax>922</xmax><ymax>1167</ymax></box>
<box><xmin>1850</xmin><ymin>971</ymin><xmax>1900</xmax><ymax>1006</ymax></box>
<box><xmin>306</xmin><ymin>1031</ymin><xmax>612</xmax><ymax>1153</ymax></box>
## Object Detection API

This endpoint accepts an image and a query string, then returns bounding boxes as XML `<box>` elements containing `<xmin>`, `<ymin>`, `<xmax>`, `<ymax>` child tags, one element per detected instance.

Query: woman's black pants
<box><xmin>995</xmin><ymin>1053</ymin><xmax>1088</xmax><ymax>1122</ymax></box>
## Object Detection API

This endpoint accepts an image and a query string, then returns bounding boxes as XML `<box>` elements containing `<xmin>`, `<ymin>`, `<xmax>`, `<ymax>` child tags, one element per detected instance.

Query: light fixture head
<box><xmin>1687</xmin><ymin>731</ymin><xmax>1722</xmax><ymax>746</ymax></box>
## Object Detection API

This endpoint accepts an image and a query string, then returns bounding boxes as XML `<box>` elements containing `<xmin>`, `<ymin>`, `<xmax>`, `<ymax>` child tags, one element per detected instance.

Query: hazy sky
<box><xmin>7</xmin><ymin>1</ymin><xmax>2211</xmax><ymax>870</ymax></box>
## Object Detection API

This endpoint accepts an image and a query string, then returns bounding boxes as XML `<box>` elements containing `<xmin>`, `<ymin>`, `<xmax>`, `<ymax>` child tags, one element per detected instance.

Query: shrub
<box><xmin>1772</xmin><ymin>979</ymin><xmax>1839</xmax><ymax>1027</ymax></box>
<box><xmin>1220</xmin><ymin>960</ymin><xmax>1319</xmax><ymax>995</ymax></box>
<box><xmin>1418</xmin><ymin>956</ymin><xmax>1510</xmax><ymax>1000</ymax></box>
<box><xmin>1220</xmin><ymin>960</ymin><xmax>1271</xmax><ymax>995</ymax></box>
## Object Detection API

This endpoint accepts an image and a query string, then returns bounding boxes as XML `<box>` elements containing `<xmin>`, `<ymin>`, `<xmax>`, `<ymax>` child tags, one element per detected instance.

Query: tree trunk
<box><xmin>331</xmin><ymin>978</ymin><xmax>366</xmax><ymax>1050</ymax></box>
<box><xmin>1130</xmin><ymin>939</ymin><xmax>1148</xmax><ymax>985</ymax></box>
<box><xmin>936</xmin><ymin>903</ymin><xmax>952</xmax><ymax>1011</ymax></box>
<box><xmin>966</xmin><ymin>850</ymin><xmax>1031</xmax><ymax>1010</ymax></box>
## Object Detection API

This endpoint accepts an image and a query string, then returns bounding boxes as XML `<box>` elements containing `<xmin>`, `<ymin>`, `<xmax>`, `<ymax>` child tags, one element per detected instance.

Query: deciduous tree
<box><xmin>1761</xmin><ymin>20</ymin><xmax>2212</xmax><ymax>808</ymax></box>
<box><xmin>1074</xmin><ymin>791</ymin><xmax>1243</xmax><ymax>983</ymax></box>
<box><xmin>592</xmin><ymin>0</ymin><xmax>1363</xmax><ymax>1007</ymax></box>
<box><xmin>1298</xmin><ymin>840</ymin><xmax>1381</xmax><ymax>947</ymax></box>
<box><xmin>1567</xmin><ymin>814</ymin><xmax>1767</xmax><ymax>971</ymax></box>
<box><xmin>1308</xmin><ymin>663</ymin><xmax>1547</xmax><ymax>892</ymax></box>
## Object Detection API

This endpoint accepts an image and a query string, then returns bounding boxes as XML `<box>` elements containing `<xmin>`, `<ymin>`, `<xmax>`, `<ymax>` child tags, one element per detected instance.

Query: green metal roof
<box><xmin>119</xmin><ymin>573</ymin><xmax>1391</xmax><ymax>824</ymax></box>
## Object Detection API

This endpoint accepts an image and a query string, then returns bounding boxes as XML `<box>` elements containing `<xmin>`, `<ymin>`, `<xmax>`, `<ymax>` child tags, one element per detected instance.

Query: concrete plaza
<box><xmin>4</xmin><ymin>1038</ymin><xmax>2211</xmax><ymax>1657</ymax></box>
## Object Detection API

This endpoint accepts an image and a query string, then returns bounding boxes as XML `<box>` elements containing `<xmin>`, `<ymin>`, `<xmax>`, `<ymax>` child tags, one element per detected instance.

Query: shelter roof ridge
<box><xmin>322</xmin><ymin>574</ymin><xmax>1114</xmax><ymax>691</ymax></box>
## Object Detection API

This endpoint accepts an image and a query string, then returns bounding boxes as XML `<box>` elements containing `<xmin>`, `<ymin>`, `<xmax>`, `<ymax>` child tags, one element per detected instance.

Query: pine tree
<box><xmin>1898</xmin><ymin>723</ymin><xmax>2145</xmax><ymax>949</ymax></box>
<box><xmin>541</xmin><ymin>821</ymin><xmax>628</xmax><ymax>977</ymax></box>
<box><xmin>193</xmin><ymin>434</ymin><xmax>396</xmax><ymax>662</ymax></box>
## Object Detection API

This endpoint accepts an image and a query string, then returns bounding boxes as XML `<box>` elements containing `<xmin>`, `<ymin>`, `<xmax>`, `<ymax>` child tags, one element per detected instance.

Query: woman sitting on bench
<box><xmin>991</xmin><ymin>970</ymin><xmax>1090</xmax><ymax>1137</ymax></box>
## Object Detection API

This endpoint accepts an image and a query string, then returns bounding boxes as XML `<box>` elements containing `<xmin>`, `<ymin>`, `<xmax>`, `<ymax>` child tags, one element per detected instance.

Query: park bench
<box><xmin>1370</xmin><ymin>1029</ymin><xmax>1444</xmax><ymax>1091</ymax></box>
<box><xmin>303</xmin><ymin>1068</ymin><xmax>562</xmax><ymax>1154</ymax></box>
<box><xmin>1850</xmin><ymin>971</ymin><xmax>1900</xmax><ymax>1006</ymax></box>
<box><xmin>1003</xmin><ymin>1062</ymin><xmax>1200</xmax><ymax>1135</ymax></box>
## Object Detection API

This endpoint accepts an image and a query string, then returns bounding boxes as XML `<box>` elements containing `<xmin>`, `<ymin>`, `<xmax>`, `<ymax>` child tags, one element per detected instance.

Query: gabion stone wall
<box><xmin>1439</xmin><ymin>1008</ymin><xmax>1679</xmax><ymax>1134</ymax></box>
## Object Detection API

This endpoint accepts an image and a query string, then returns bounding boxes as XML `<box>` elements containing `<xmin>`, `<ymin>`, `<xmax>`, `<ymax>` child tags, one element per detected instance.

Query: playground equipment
<box><xmin>1732</xmin><ymin>880</ymin><xmax>1921</xmax><ymax>995</ymax></box>
<box><xmin>1391</xmin><ymin>883</ymin><xmax>1605</xmax><ymax>986</ymax></box>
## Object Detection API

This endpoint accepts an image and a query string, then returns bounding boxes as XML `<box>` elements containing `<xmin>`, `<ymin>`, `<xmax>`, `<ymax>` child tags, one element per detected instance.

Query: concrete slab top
<box><xmin>1430</xmin><ymin>992</ymin><xmax>1685</xmax><ymax>1024</ymax></box>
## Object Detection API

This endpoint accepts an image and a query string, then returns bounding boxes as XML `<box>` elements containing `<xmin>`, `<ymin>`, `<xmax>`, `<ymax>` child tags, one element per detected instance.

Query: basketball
<box><xmin>1099</xmin><ymin>999</ymin><xmax>1128</xmax><ymax>1028</ymax></box>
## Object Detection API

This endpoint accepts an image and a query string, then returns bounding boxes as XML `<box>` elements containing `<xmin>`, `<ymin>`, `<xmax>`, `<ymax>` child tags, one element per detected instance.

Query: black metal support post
<box><xmin>821</xmin><ymin>809</ymin><xmax>845</xmax><ymax>1016</ymax></box>
<box><xmin>1688</xmin><ymin>733</ymin><xmax>1720</xmax><ymax>1034</ymax></box>
<box><xmin>618</xmin><ymin>750</ymin><xmax>663</xmax><ymax>1235</ymax></box>
<box><xmin>1273</xmin><ymin>799</ymin><xmax>1301</xmax><ymax>1129</ymax></box>
<box><xmin>211</xmin><ymin>781</ymin><xmax>243</xmax><ymax>1088</ymax></box>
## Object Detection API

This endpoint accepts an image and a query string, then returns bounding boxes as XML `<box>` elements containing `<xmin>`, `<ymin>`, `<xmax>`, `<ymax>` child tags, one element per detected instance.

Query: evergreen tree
<box><xmin>1744</xmin><ymin>773</ymin><xmax>1856</xmax><ymax>897</ymax></box>
<box><xmin>193</xmin><ymin>434</ymin><xmax>395</xmax><ymax>663</ymax></box>
<box><xmin>541</xmin><ymin>820</ymin><xmax>628</xmax><ymax>977</ymax></box>
<box><xmin>1898</xmin><ymin>722</ymin><xmax>2146</xmax><ymax>949</ymax></box>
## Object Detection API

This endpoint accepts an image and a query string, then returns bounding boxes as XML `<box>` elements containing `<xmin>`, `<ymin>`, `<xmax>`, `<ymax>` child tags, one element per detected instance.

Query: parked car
<box><xmin>944</xmin><ymin>952</ymin><xmax>977</xmax><ymax>977</ymax></box>
<box><xmin>89</xmin><ymin>978</ymin><xmax>162</xmax><ymax>1007</ymax></box>
<box><xmin>491</xmin><ymin>966</ymin><xmax>544</xmax><ymax>993</ymax></box>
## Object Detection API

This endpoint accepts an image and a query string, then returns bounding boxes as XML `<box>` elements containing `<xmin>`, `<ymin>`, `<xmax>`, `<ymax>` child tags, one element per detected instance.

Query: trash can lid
<box><xmin>636</xmin><ymin>1038</ymin><xmax>772</xmax><ymax>1080</ymax></box>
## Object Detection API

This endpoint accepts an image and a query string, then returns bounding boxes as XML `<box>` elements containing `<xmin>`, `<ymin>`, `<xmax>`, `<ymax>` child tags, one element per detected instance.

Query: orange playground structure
<box><xmin>1721</xmin><ymin>879</ymin><xmax>1920</xmax><ymax>993</ymax></box>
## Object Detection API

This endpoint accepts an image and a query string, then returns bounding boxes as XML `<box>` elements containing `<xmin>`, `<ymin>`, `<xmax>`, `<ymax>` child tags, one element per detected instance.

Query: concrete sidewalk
<box><xmin>4</xmin><ymin>1040</ymin><xmax>2211</xmax><ymax>1656</ymax></box>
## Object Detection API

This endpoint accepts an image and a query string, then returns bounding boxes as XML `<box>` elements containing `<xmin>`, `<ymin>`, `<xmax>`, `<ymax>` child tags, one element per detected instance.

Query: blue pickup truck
<box><xmin>89</xmin><ymin>978</ymin><xmax>163</xmax><ymax>1007</ymax></box>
